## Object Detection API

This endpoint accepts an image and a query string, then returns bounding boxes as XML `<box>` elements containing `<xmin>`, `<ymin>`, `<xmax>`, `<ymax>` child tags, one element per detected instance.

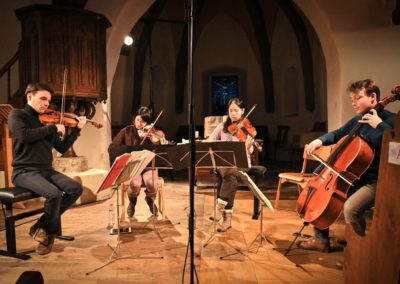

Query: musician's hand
<box><xmin>55</xmin><ymin>124</ymin><xmax>66</xmax><ymax>136</ymax></box>
<box><xmin>245</xmin><ymin>135</ymin><xmax>254</xmax><ymax>154</ymax></box>
<box><xmin>160</xmin><ymin>137</ymin><xmax>168</xmax><ymax>145</ymax></box>
<box><xmin>306</xmin><ymin>139</ymin><xmax>322</xmax><ymax>155</ymax></box>
<box><xmin>76</xmin><ymin>116</ymin><xmax>87</xmax><ymax>129</ymax></box>
<box><xmin>359</xmin><ymin>109</ymin><xmax>382</xmax><ymax>128</ymax></box>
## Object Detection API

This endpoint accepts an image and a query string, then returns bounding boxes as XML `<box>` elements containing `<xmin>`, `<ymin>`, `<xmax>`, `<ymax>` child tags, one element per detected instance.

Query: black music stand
<box><xmin>86</xmin><ymin>150</ymin><xmax>155</xmax><ymax>275</ymax></box>
<box><xmin>219</xmin><ymin>170</ymin><xmax>275</xmax><ymax>260</ymax></box>
<box><xmin>120</xmin><ymin>144</ymin><xmax>175</xmax><ymax>242</ymax></box>
<box><xmin>167</xmin><ymin>141</ymin><xmax>249</xmax><ymax>248</ymax></box>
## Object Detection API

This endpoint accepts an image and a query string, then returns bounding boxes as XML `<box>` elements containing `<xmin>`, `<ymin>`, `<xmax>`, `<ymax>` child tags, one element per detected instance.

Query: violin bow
<box><xmin>242</xmin><ymin>104</ymin><xmax>257</xmax><ymax>121</ymax></box>
<box><xmin>140</xmin><ymin>109</ymin><xmax>164</xmax><ymax>145</ymax></box>
<box><xmin>60</xmin><ymin>68</ymin><xmax>68</xmax><ymax>125</ymax></box>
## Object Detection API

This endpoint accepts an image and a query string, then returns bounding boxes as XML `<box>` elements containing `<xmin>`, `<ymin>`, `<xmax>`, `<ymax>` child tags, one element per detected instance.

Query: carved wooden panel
<box><xmin>344</xmin><ymin>111</ymin><xmax>400</xmax><ymax>284</ymax></box>
<box><xmin>16</xmin><ymin>4</ymin><xmax>110</xmax><ymax>101</ymax></box>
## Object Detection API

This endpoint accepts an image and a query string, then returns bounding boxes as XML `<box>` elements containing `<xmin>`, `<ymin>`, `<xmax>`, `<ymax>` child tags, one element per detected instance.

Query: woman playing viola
<box><xmin>108</xmin><ymin>106</ymin><xmax>168</xmax><ymax>218</ymax></box>
<box><xmin>207</xmin><ymin>98</ymin><xmax>256</xmax><ymax>232</ymax></box>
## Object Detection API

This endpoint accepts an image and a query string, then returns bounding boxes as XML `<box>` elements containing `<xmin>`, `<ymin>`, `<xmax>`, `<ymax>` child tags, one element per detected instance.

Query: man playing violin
<box><xmin>8</xmin><ymin>83</ymin><xmax>87</xmax><ymax>255</ymax></box>
<box><xmin>298</xmin><ymin>79</ymin><xmax>395</xmax><ymax>253</ymax></box>
<box><xmin>108</xmin><ymin>106</ymin><xmax>168</xmax><ymax>218</ymax></box>
<box><xmin>207</xmin><ymin>98</ymin><xmax>255</xmax><ymax>232</ymax></box>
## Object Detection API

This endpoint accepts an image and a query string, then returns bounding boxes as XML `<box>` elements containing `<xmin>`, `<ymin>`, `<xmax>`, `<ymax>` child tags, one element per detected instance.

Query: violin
<box><xmin>227</xmin><ymin>118</ymin><xmax>262</xmax><ymax>152</ymax></box>
<box><xmin>139</xmin><ymin>109</ymin><xmax>172</xmax><ymax>145</ymax></box>
<box><xmin>39</xmin><ymin>109</ymin><xmax>103</xmax><ymax>129</ymax></box>
<box><xmin>227</xmin><ymin>104</ymin><xmax>262</xmax><ymax>152</ymax></box>
<box><xmin>138</xmin><ymin>124</ymin><xmax>168</xmax><ymax>144</ymax></box>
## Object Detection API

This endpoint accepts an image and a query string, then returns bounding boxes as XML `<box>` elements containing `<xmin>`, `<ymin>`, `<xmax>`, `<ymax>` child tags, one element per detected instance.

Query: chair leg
<box><xmin>157</xmin><ymin>177</ymin><xmax>165</xmax><ymax>219</ymax></box>
<box><xmin>0</xmin><ymin>203</ymin><xmax>31</xmax><ymax>260</ymax></box>
<box><xmin>275</xmin><ymin>178</ymin><xmax>284</xmax><ymax>208</ymax></box>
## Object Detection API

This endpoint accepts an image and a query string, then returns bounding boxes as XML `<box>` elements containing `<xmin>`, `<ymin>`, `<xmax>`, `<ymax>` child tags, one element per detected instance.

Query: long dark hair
<box><xmin>133</xmin><ymin>106</ymin><xmax>152</xmax><ymax>124</ymax></box>
<box><xmin>222</xmin><ymin>98</ymin><xmax>245</xmax><ymax>133</ymax></box>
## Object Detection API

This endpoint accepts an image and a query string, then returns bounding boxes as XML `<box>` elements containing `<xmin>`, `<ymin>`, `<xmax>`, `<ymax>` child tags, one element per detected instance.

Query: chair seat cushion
<box><xmin>278</xmin><ymin>172</ymin><xmax>314</xmax><ymax>182</ymax></box>
<box><xmin>0</xmin><ymin>187</ymin><xmax>39</xmax><ymax>203</ymax></box>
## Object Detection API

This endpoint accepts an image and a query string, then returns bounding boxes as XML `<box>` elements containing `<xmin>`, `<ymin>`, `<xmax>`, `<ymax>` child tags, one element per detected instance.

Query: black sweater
<box><xmin>8</xmin><ymin>105</ymin><xmax>81</xmax><ymax>170</ymax></box>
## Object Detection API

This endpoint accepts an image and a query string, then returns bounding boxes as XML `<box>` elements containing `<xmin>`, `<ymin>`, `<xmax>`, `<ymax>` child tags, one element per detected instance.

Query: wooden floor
<box><xmin>0</xmin><ymin>181</ymin><xmax>345</xmax><ymax>283</ymax></box>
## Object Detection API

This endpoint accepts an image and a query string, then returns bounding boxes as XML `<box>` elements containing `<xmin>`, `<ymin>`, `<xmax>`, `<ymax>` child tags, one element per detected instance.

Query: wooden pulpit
<box><xmin>0</xmin><ymin>104</ymin><xmax>14</xmax><ymax>187</ymax></box>
<box><xmin>344</xmin><ymin>111</ymin><xmax>400</xmax><ymax>283</ymax></box>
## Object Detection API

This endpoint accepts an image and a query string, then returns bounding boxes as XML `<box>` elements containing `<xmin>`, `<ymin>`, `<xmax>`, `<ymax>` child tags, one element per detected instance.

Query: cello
<box><xmin>296</xmin><ymin>88</ymin><xmax>400</xmax><ymax>230</ymax></box>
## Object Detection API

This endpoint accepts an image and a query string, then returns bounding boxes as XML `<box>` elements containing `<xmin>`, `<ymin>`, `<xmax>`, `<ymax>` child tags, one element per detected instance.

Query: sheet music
<box><xmin>237</xmin><ymin>171</ymin><xmax>274</xmax><ymax>212</ymax></box>
<box><xmin>114</xmin><ymin>150</ymin><xmax>156</xmax><ymax>185</ymax></box>
<box><xmin>97</xmin><ymin>150</ymin><xmax>155</xmax><ymax>194</ymax></box>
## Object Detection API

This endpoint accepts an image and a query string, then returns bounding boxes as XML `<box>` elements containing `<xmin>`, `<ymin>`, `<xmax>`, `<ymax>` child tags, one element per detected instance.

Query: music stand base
<box><xmin>220</xmin><ymin>205</ymin><xmax>272</xmax><ymax>260</ymax></box>
<box><xmin>109</xmin><ymin>227</ymin><xmax>132</xmax><ymax>235</ymax></box>
<box><xmin>283</xmin><ymin>222</ymin><xmax>308</xmax><ymax>256</ymax></box>
<box><xmin>56</xmin><ymin>235</ymin><xmax>75</xmax><ymax>241</ymax></box>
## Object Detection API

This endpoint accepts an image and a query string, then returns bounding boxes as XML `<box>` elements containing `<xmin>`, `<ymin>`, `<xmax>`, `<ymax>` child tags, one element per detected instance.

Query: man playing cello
<box><xmin>298</xmin><ymin>79</ymin><xmax>395</xmax><ymax>253</ymax></box>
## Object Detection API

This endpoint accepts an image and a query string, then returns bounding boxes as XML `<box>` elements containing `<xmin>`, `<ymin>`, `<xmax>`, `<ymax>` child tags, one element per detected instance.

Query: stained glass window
<box><xmin>211</xmin><ymin>75</ymin><xmax>238</xmax><ymax>115</ymax></box>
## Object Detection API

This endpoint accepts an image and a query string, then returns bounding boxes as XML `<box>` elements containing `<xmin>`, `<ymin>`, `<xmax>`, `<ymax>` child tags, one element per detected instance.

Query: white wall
<box><xmin>295</xmin><ymin>0</ymin><xmax>400</xmax><ymax>131</ymax></box>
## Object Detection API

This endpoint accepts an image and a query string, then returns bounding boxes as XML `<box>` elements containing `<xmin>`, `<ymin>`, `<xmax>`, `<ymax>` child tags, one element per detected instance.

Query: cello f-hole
<box><xmin>324</xmin><ymin>173</ymin><xmax>334</xmax><ymax>191</ymax></box>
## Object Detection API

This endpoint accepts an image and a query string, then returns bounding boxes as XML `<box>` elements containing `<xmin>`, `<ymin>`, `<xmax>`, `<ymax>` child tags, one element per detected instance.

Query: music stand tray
<box><xmin>167</xmin><ymin>141</ymin><xmax>249</xmax><ymax>171</ymax></box>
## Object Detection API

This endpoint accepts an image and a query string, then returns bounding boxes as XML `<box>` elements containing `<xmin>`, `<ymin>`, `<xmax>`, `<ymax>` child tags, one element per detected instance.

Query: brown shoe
<box><xmin>36</xmin><ymin>234</ymin><xmax>56</xmax><ymax>255</ymax></box>
<box><xmin>217</xmin><ymin>211</ymin><xmax>232</xmax><ymax>233</ymax></box>
<box><xmin>29</xmin><ymin>221</ymin><xmax>48</xmax><ymax>245</ymax></box>
<box><xmin>298</xmin><ymin>238</ymin><xmax>330</xmax><ymax>253</ymax></box>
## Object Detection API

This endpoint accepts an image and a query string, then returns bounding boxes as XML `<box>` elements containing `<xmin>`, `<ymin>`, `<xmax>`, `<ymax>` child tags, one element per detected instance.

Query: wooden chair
<box><xmin>274</xmin><ymin>144</ymin><xmax>333</xmax><ymax>208</ymax></box>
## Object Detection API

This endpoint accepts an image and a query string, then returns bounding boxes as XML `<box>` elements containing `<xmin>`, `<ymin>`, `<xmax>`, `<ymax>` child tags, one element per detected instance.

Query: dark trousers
<box><xmin>314</xmin><ymin>183</ymin><xmax>374</xmax><ymax>243</ymax></box>
<box><xmin>13</xmin><ymin>168</ymin><xmax>83</xmax><ymax>234</ymax></box>
<box><xmin>217</xmin><ymin>168</ymin><xmax>241</xmax><ymax>209</ymax></box>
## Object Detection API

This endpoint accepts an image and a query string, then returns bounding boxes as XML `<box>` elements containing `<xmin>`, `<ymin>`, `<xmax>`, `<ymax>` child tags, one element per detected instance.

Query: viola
<box><xmin>228</xmin><ymin>118</ymin><xmax>263</xmax><ymax>152</ymax></box>
<box><xmin>296</xmin><ymin>91</ymin><xmax>400</xmax><ymax>230</ymax></box>
<box><xmin>138</xmin><ymin>125</ymin><xmax>168</xmax><ymax>144</ymax></box>
<box><xmin>39</xmin><ymin>109</ymin><xmax>102</xmax><ymax>129</ymax></box>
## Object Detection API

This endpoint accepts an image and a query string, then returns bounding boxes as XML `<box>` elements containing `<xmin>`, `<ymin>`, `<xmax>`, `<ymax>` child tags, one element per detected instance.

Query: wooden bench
<box><xmin>0</xmin><ymin>187</ymin><xmax>73</xmax><ymax>260</ymax></box>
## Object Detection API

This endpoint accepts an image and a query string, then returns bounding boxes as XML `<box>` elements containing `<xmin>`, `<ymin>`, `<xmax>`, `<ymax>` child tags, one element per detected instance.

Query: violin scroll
<box><xmin>391</xmin><ymin>85</ymin><xmax>400</xmax><ymax>96</ymax></box>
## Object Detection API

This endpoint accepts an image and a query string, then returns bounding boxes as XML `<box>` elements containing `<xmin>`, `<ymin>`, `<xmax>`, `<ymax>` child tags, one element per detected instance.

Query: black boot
<box><xmin>145</xmin><ymin>196</ymin><xmax>158</xmax><ymax>216</ymax></box>
<box><xmin>127</xmin><ymin>197</ymin><xmax>137</xmax><ymax>218</ymax></box>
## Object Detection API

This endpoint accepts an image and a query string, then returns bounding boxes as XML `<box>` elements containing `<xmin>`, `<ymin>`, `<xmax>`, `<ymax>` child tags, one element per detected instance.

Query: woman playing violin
<box><xmin>298</xmin><ymin>79</ymin><xmax>395</xmax><ymax>254</ymax></box>
<box><xmin>108</xmin><ymin>106</ymin><xmax>168</xmax><ymax>218</ymax></box>
<box><xmin>207</xmin><ymin>98</ymin><xmax>256</xmax><ymax>232</ymax></box>
<box><xmin>8</xmin><ymin>83</ymin><xmax>87</xmax><ymax>255</ymax></box>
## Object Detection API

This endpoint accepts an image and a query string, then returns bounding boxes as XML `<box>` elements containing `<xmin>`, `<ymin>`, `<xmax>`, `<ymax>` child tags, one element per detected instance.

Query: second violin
<box><xmin>138</xmin><ymin>124</ymin><xmax>169</xmax><ymax>144</ymax></box>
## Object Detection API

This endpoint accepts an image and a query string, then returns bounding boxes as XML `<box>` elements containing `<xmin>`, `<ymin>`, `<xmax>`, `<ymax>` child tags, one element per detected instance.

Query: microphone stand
<box><xmin>187</xmin><ymin>0</ymin><xmax>196</xmax><ymax>283</ymax></box>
